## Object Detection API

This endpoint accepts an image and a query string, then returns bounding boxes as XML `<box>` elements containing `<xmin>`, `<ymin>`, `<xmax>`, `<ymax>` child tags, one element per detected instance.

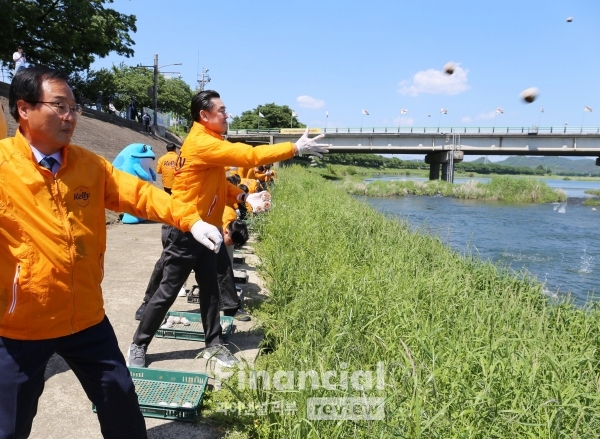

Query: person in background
<box><xmin>0</xmin><ymin>66</ymin><xmax>223</xmax><ymax>438</ymax></box>
<box><xmin>142</xmin><ymin>111</ymin><xmax>151</xmax><ymax>133</ymax></box>
<box><xmin>128</xmin><ymin>89</ymin><xmax>328</xmax><ymax>369</ymax></box>
<box><xmin>13</xmin><ymin>47</ymin><xmax>27</xmax><ymax>75</ymax></box>
<box><xmin>157</xmin><ymin>143</ymin><xmax>178</xmax><ymax>194</ymax></box>
<box><xmin>240</xmin><ymin>176</ymin><xmax>260</xmax><ymax>194</ymax></box>
<box><xmin>108</xmin><ymin>101</ymin><xmax>117</xmax><ymax>115</ymax></box>
<box><xmin>96</xmin><ymin>90</ymin><xmax>103</xmax><ymax>112</ymax></box>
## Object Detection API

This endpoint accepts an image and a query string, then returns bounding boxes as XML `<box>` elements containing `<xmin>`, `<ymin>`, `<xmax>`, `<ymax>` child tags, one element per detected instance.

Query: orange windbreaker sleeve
<box><xmin>102</xmin><ymin>160</ymin><xmax>201</xmax><ymax>231</ymax></box>
<box><xmin>226</xmin><ymin>181</ymin><xmax>243</xmax><ymax>206</ymax></box>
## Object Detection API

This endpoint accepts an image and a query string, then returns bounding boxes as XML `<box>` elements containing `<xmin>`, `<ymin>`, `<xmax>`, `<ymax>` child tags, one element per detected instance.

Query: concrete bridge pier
<box><xmin>424</xmin><ymin>151</ymin><xmax>464</xmax><ymax>182</ymax></box>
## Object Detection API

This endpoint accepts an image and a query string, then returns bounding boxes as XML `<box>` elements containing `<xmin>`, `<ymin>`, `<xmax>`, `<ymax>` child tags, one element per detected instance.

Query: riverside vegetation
<box><xmin>343</xmin><ymin>176</ymin><xmax>567</xmax><ymax>203</ymax></box>
<box><xmin>211</xmin><ymin>167</ymin><xmax>600</xmax><ymax>438</ymax></box>
<box><xmin>583</xmin><ymin>189</ymin><xmax>600</xmax><ymax>206</ymax></box>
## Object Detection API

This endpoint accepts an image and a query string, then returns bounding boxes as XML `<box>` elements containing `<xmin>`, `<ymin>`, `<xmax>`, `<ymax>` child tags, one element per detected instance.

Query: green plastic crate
<box><xmin>94</xmin><ymin>367</ymin><xmax>208</xmax><ymax>422</ymax></box>
<box><xmin>154</xmin><ymin>312</ymin><xmax>234</xmax><ymax>342</ymax></box>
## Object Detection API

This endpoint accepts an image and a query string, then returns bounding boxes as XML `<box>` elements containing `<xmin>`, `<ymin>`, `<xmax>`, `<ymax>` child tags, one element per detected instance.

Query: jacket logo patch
<box><xmin>74</xmin><ymin>186</ymin><xmax>90</xmax><ymax>207</ymax></box>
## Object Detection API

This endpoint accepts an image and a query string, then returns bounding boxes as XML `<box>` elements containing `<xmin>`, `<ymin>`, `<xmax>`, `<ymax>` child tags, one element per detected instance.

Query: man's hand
<box><xmin>294</xmin><ymin>128</ymin><xmax>329</xmax><ymax>158</ymax></box>
<box><xmin>191</xmin><ymin>220</ymin><xmax>223</xmax><ymax>253</ymax></box>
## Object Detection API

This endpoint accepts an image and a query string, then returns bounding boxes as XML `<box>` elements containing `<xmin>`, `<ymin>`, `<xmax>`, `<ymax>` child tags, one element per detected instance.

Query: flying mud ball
<box><xmin>566</xmin><ymin>17</ymin><xmax>573</xmax><ymax>22</ymax></box>
<box><xmin>520</xmin><ymin>87</ymin><xmax>539</xmax><ymax>103</ymax></box>
<box><xmin>444</xmin><ymin>62</ymin><xmax>455</xmax><ymax>75</ymax></box>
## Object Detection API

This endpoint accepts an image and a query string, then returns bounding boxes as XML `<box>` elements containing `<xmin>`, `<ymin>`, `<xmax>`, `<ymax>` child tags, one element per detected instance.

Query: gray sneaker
<box><xmin>234</xmin><ymin>309</ymin><xmax>251</xmax><ymax>322</ymax></box>
<box><xmin>202</xmin><ymin>345</ymin><xmax>239</xmax><ymax>368</ymax></box>
<box><xmin>127</xmin><ymin>343</ymin><xmax>147</xmax><ymax>368</ymax></box>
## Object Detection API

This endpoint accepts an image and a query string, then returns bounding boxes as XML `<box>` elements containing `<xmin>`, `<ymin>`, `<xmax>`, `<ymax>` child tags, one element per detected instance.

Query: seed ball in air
<box><xmin>519</xmin><ymin>87</ymin><xmax>539</xmax><ymax>103</ymax></box>
<box><xmin>566</xmin><ymin>17</ymin><xmax>573</xmax><ymax>22</ymax></box>
<box><xmin>444</xmin><ymin>62</ymin><xmax>455</xmax><ymax>75</ymax></box>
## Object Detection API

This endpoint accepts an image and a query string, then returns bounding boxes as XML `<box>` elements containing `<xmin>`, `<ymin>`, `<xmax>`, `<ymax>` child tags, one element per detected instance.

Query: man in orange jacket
<box><xmin>156</xmin><ymin>142</ymin><xmax>178</xmax><ymax>193</ymax></box>
<box><xmin>130</xmin><ymin>89</ymin><xmax>328</xmax><ymax>368</ymax></box>
<box><xmin>0</xmin><ymin>66</ymin><xmax>223</xmax><ymax>439</ymax></box>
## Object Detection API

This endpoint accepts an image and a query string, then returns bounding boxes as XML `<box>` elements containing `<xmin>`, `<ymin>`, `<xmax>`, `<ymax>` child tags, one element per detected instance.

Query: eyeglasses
<box><xmin>26</xmin><ymin>101</ymin><xmax>82</xmax><ymax>117</ymax></box>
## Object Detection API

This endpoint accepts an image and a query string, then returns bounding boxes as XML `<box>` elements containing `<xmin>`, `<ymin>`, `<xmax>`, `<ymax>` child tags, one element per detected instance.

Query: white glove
<box><xmin>191</xmin><ymin>220</ymin><xmax>223</xmax><ymax>254</ymax></box>
<box><xmin>294</xmin><ymin>128</ymin><xmax>329</xmax><ymax>158</ymax></box>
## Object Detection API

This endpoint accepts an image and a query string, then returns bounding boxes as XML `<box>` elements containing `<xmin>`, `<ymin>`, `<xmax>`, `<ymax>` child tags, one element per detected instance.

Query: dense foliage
<box><xmin>0</xmin><ymin>0</ymin><xmax>136</xmax><ymax>74</ymax></box>
<box><xmin>229</xmin><ymin>103</ymin><xmax>306</xmax><ymax>130</ymax></box>
<box><xmin>70</xmin><ymin>64</ymin><xmax>193</xmax><ymax>119</ymax></box>
<box><xmin>343</xmin><ymin>176</ymin><xmax>567</xmax><ymax>203</ymax></box>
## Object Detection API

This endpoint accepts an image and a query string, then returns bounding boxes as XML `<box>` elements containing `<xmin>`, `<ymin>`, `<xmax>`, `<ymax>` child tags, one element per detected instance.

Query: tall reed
<box><xmin>219</xmin><ymin>167</ymin><xmax>599</xmax><ymax>438</ymax></box>
<box><xmin>344</xmin><ymin>176</ymin><xmax>567</xmax><ymax>203</ymax></box>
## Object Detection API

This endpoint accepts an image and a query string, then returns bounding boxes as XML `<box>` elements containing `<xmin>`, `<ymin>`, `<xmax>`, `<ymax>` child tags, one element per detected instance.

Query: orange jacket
<box><xmin>0</xmin><ymin>103</ymin><xmax>7</xmax><ymax>140</ymax></box>
<box><xmin>171</xmin><ymin>122</ymin><xmax>294</xmax><ymax>227</ymax></box>
<box><xmin>222</xmin><ymin>205</ymin><xmax>237</xmax><ymax>231</ymax></box>
<box><xmin>157</xmin><ymin>151</ymin><xmax>178</xmax><ymax>189</ymax></box>
<box><xmin>240</xmin><ymin>178</ymin><xmax>260</xmax><ymax>194</ymax></box>
<box><xmin>246</xmin><ymin>168</ymin><xmax>256</xmax><ymax>180</ymax></box>
<box><xmin>0</xmin><ymin>130</ymin><xmax>201</xmax><ymax>340</ymax></box>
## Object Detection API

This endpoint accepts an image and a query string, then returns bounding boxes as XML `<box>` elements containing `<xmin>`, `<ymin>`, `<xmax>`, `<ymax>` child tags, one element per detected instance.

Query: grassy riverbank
<box><xmin>342</xmin><ymin>176</ymin><xmax>567</xmax><ymax>203</ymax></box>
<box><xmin>215</xmin><ymin>167</ymin><xmax>600</xmax><ymax>438</ymax></box>
<box><xmin>583</xmin><ymin>189</ymin><xmax>600</xmax><ymax>206</ymax></box>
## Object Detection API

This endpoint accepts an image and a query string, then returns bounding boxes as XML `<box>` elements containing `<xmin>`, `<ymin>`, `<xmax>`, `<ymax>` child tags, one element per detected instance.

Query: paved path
<box><xmin>29</xmin><ymin>221</ymin><xmax>264</xmax><ymax>438</ymax></box>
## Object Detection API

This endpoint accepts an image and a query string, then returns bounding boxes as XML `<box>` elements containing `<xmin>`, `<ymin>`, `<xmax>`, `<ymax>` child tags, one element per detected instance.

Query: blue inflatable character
<box><xmin>112</xmin><ymin>143</ymin><xmax>156</xmax><ymax>224</ymax></box>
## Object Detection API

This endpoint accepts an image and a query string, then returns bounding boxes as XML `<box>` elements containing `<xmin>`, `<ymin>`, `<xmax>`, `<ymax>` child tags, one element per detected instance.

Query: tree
<box><xmin>71</xmin><ymin>64</ymin><xmax>193</xmax><ymax>121</ymax></box>
<box><xmin>229</xmin><ymin>103</ymin><xmax>306</xmax><ymax>130</ymax></box>
<box><xmin>0</xmin><ymin>0</ymin><xmax>136</xmax><ymax>75</ymax></box>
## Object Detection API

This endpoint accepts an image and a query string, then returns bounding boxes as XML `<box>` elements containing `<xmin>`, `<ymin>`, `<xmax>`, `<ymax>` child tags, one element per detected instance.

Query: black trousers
<box><xmin>0</xmin><ymin>317</ymin><xmax>147</xmax><ymax>439</ymax></box>
<box><xmin>141</xmin><ymin>226</ymin><xmax>240</xmax><ymax>315</ymax></box>
<box><xmin>134</xmin><ymin>226</ymin><xmax>226</xmax><ymax>347</ymax></box>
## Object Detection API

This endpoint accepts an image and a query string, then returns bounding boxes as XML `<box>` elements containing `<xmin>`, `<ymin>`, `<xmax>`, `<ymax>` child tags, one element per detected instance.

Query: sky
<box><xmin>92</xmin><ymin>0</ymin><xmax>599</xmax><ymax>161</ymax></box>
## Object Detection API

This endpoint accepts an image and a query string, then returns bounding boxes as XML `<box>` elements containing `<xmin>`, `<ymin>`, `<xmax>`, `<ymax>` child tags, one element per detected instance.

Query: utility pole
<box><xmin>153</xmin><ymin>54</ymin><xmax>158</xmax><ymax>127</ymax></box>
<box><xmin>197</xmin><ymin>67</ymin><xmax>210</xmax><ymax>91</ymax></box>
<box><xmin>135</xmin><ymin>54</ymin><xmax>181</xmax><ymax>131</ymax></box>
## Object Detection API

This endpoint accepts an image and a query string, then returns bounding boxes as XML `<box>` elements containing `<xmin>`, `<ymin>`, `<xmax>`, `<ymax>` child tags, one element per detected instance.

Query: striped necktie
<box><xmin>39</xmin><ymin>156</ymin><xmax>57</xmax><ymax>173</ymax></box>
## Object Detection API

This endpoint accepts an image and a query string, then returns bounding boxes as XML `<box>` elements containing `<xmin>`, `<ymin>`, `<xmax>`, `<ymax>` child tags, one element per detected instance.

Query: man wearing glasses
<box><xmin>0</xmin><ymin>66</ymin><xmax>224</xmax><ymax>438</ymax></box>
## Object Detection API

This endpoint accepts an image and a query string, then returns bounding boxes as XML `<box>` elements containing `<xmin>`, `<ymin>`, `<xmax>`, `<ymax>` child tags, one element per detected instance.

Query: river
<box><xmin>361</xmin><ymin>177</ymin><xmax>600</xmax><ymax>305</ymax></box>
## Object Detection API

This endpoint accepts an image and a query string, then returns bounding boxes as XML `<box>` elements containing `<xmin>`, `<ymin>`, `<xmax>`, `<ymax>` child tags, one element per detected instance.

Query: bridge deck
<box><xmin>226</xmin><ymin>127</ymin><xmax>600</xmax><ymax>156</ymax></box>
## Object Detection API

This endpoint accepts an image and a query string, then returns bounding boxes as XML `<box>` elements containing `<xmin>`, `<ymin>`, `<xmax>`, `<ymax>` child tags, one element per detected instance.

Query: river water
<box><xmin>361</xmin><ymin>177</ymin><xmax>600</xmax><ymax>305</ymax></box>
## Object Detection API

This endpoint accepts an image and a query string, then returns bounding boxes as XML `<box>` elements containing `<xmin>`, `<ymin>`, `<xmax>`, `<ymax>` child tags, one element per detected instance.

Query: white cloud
<box><xmin>477</xmin><ymin>111</ymin><xmax>497</xmax><ymax>120</ymax></box>
<box><xmin>393</xmin><ymin>116</ymin><xmax>415</xmax><ymax>126</ymax></box>
<box><xmin>461</xmin><ymin>116</ymin><xmax>472</xmax><ymax>123</ymax></box>
<box><xmin>398</xmin><ymin>64</ymin><xmax>469</xmax><ymax>96</ymax></box>
<box><xmin>296</xmin><ymin>95</ymin><xmax>325</xmax><ymax>109</ymax></box>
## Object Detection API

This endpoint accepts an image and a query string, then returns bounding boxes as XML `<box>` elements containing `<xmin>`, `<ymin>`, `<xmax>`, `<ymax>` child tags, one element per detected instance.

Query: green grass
<box><xmin>210</xmin><ymin>167</ymin><xmax>600</xmax><ymax>438</ymax></box>
<box><xmin>342</xmin><ymin>176</ymin><xmax>567</xmax><ymax>203</ymax></box>
<box><xmin>583</xmin><ymin>190</ymin><xmax>600</xmax><ymax>206</ymax></box>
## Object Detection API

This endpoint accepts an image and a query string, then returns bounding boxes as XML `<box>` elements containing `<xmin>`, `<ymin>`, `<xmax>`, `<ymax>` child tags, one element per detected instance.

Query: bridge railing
<box><xmin>227</xmin><ymin>126</ymin><xmax>600</xmax><ymax>135</ymax></box>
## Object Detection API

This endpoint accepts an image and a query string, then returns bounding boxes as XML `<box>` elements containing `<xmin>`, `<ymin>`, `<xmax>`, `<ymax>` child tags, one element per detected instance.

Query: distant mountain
<box><xmin>492</xmin><ymin>156</ymin><xmax>599</xmax><ymax>175</ymax></box>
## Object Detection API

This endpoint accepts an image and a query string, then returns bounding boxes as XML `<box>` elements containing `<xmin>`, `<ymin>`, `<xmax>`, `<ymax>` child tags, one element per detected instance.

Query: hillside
<box><xmin>488</xmin><ymin>156</ymin><xmax>599</xmax><ymax>175</ymax></box>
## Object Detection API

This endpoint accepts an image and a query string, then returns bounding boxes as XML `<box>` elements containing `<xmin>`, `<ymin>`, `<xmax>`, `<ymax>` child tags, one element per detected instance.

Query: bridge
<box><xmin>226</xmin><ymin>126</ymin><xmax>600</xmax><ymax>181</ymax></box>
